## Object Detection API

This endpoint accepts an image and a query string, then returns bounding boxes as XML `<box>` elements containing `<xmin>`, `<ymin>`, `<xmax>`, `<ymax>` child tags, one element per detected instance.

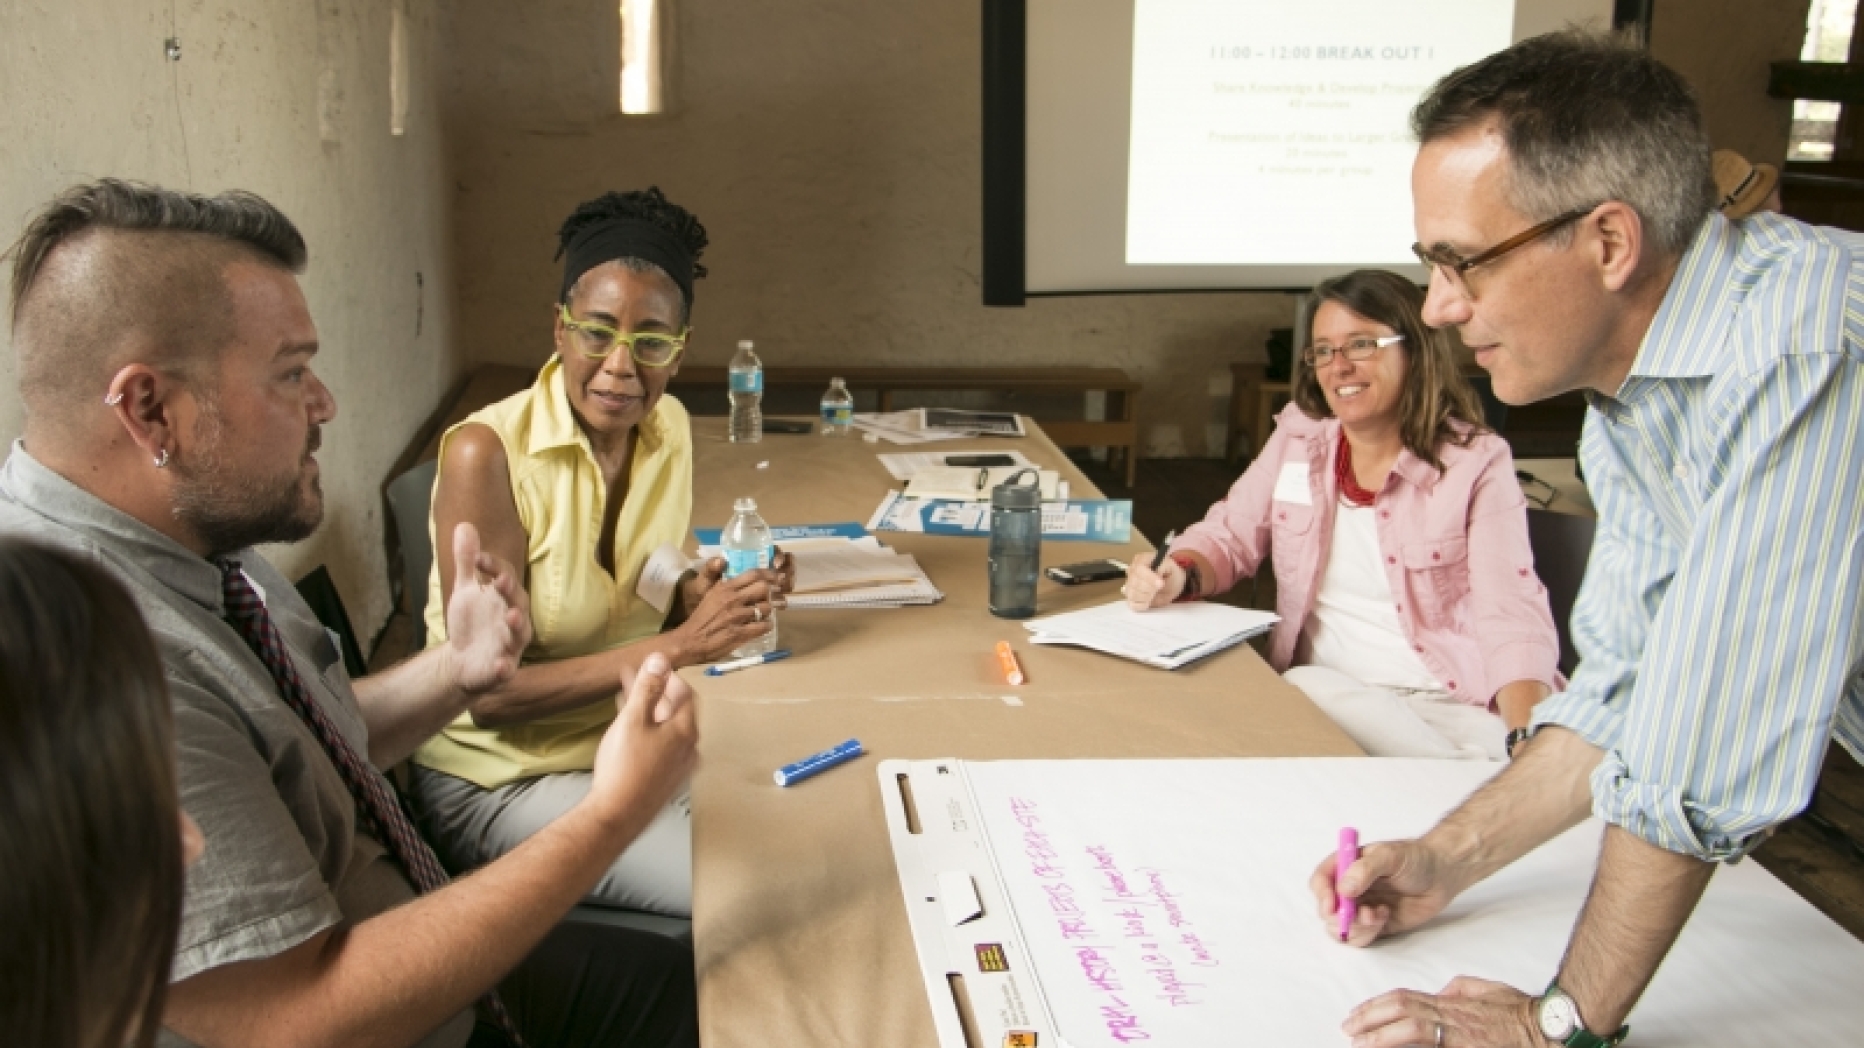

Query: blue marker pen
<box><xmin>774</xmin><ymin>738</ymin><xmax>864</xmax><ymax>787</ymax></box>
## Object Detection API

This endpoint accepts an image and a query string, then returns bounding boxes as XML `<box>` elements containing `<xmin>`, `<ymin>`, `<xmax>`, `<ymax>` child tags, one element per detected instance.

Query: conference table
<box><xmin>681</xmin><ymin>417</ymin><xmax>1358</xmax><ymax>1047</ymax></box>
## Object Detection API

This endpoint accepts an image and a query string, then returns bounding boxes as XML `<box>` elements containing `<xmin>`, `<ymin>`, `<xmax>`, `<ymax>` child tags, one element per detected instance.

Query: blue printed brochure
<box><xmin>866</xmin><ymin>490</ymin><xmax>1132</xmax><ymax>544</ymax></box>
<box><xmin>692</xmin><ymin>521</ymin><xmax>871</xmax><ymax>546</ymax></box>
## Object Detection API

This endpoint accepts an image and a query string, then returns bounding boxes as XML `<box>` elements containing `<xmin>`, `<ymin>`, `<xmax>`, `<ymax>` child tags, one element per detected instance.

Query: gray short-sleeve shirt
<box><xmin>0</xmin><ymin>446</ymin><xmax>472</xmax><ymax>1048</ymax></box>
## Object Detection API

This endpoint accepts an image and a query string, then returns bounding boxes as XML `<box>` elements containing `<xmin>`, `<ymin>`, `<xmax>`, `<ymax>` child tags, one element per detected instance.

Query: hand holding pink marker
<box><xmin>1335</xmin><ymin>826</ymin><xmax>1359</xmax><ymax>942</ymax></box>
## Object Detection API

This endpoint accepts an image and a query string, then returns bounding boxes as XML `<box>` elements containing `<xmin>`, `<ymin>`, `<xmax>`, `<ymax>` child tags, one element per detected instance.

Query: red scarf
<box><xmin>1334</xmin><ymin>431</ymin><xmax>1378</xmax><ymax>507</ymax></box>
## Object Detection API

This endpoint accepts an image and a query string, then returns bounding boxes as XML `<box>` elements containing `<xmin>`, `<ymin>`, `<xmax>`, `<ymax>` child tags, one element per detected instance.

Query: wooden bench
<box><xmin>670</xmin><ymin>365</ymin><xmax>1140</xmax><ymax>486</ymax></box>
<box><xmin>399</xmin><ymin>364</ymin><xmax>1142</xmax><ymax>486</ymax></box>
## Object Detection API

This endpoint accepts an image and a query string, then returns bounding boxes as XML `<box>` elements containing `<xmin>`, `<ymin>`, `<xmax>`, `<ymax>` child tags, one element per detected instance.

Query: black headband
<box><xmin>557</xmin><ymin>219</ymin><xmax>696</xmax><ymax>310</ymax></box>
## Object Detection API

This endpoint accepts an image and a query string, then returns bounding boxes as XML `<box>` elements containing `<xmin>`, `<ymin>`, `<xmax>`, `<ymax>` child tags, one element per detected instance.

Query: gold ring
<box><xmin>1435</xmin><ymin>1022</ymin><xmax>1444</xmax><ymax>1048</ymax></box>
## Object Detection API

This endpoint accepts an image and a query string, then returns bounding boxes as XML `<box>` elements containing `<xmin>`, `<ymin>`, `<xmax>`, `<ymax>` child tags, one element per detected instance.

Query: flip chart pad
<box><xmin>881</xmin><ymin>758</ymin><xmax>1864</xmax><ymax>1047</ymax></box>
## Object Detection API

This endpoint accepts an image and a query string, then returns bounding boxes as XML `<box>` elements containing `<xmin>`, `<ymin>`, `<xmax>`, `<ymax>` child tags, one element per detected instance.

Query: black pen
<box><xmin>1149</xmin><ymin>530</ymin><xmax>1177</xmax><ymax>572</ymax></box>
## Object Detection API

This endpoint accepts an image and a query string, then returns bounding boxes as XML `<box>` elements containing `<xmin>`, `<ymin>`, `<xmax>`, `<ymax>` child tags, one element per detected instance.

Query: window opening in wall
<box><xmin>620</xmin><ymin>0</ymin><xmax>666</xmax><ymax>115</ymax></box>
<box><xmin>390</xmin><ymin>6</ymin><xmax>410</xmax><ymax>136</ymax></box>
<box><xmin>1790</xmin><ymin>0</ymin><xmax>1859</xmax><ymax>161</ymax></box>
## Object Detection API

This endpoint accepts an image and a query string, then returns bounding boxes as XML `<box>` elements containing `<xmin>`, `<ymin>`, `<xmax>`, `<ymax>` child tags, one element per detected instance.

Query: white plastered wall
<box><xmin>440</xmin><ymin>0</ymin><xmax>1815</xmax><ymax>469</ymax></box>
<box><xmin>441</xmin><ymin>0</ymin><xmax>1295</xmax><ymax>465</ymax></box>
<box><xmin>0</xmin><ymin>0</ymin><xmax>1815</xmax><ymax>645</ymax></box>
<box><xmin>0</xmin><ymin>0</ymin><xmax>458</xmax><ymax>637</ymax></box>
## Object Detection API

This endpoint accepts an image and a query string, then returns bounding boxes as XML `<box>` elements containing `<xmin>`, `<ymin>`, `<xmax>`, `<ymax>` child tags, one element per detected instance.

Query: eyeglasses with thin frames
<box><xmin>1411</xmin><ymin>203</ymin><xmax>1603</xmax><ymax>296</ymax></box>
<box><xmin>557</xmin><ymin>303</ymin><xmax>689</xmax><ymax>367</ymax></box>
<box><xmin>1302</xmin><ymin>334</ymin><xmax>1404</xmax><ymax>369</ymax></box>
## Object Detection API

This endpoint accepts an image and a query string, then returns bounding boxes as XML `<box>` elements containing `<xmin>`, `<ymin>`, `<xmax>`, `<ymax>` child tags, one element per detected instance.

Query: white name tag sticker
<box><xmin>1272</xmin><ymin>462</ymin><xmax>1312</xmax><ymax>505</ymax></box>
<box><xmin>636</xmin><ymin>543</ymin><xmax>696</xmax><ymax>614</ymax></box>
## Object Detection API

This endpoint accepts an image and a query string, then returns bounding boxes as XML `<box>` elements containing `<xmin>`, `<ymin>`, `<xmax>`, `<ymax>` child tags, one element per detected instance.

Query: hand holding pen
<box><xmin>1123</xmin><ymin>530</ymin><xmax>1185</xmax><ymax>611</ymax></box>
<box><xmin>1308</xmin><ymin>833</ymin><xmax>1460</xmax><ymax>948</ymax></box>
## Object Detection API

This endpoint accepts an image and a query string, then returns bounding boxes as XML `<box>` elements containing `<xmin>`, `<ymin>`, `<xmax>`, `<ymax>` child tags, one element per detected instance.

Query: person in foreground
<box><xmin>0</xmin><ymin>539</ymin><xmax>206</xmax><ymax>1048</ymax></box>
<box><xmin>0</xmin><ymin>178</ymin><xmax>699</xmax><ymax>1047</ymax></box>
<box><xmin>413</xmin><ymin>186</ymin><xmax>786</xmax><ymax>917</ymax></box>
<box><xmin>1310</xmin><ymin>31</ymin><xmax>1864</xmax><ymax>1048</ymax></box>
<box><xmin>1126</xmin><ymin>269</ymin><xmax>1560</xmax><ymax>761</ymax></box>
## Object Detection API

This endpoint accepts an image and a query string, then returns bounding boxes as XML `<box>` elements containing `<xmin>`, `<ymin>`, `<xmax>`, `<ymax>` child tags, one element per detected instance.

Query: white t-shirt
<box><xmin>1298</xmin><ymin>499</ymin><xmax>1444</xmax><ymax>692</ymax></box>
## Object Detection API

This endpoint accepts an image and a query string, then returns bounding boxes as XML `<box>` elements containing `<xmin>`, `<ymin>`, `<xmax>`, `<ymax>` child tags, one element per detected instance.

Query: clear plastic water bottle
<box><xmin>819</xmin><ymin>377</ymin><xmax>853</xmax><ymax>436</ymax></box>
<box><xmin>721</xmin><ymin>497</ymin><xmax>778</xmax><ymax>656</ymax></box>
<box><xmin>729</xmin><ymin>340</ymin><xmax>763</xmax><ymax>443</ymax></box>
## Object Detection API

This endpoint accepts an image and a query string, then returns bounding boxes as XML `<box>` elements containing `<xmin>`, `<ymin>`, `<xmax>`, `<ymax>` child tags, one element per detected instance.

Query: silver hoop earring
<box><xmin>103</xmin><ymin>392</ymin><xmax>124</xmax><ymax>406</ymax></box>
<box><xmin>153</xmin><ymin>449</ymin><xmax>170</xmax><ymax>469</ymax></box>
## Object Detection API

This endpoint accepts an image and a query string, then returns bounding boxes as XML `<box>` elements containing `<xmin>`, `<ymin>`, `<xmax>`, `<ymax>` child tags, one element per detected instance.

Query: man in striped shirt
<box><xmin>1314</xmin><ymin>31</ymin><xmax>1864</xmax><ymax>1048</ymax></box>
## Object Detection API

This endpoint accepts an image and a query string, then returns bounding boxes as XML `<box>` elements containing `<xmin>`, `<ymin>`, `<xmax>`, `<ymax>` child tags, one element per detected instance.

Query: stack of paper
<box><xmin>903</xmin><ymin>466</ymin><xmax>1063</xmax><ymax>502</ymax></box>
<box><xmin>783</xmin><ymin>537</ymin><xmax>944</xmax><ymax>609</ymax></box>
<box><xmin>877</xmin><ymin>450</ymin><xmax>1038</xmax><ymax>481</ymax></box>
<box><xmin>852</xmin><ymin>408</ymin><xmax>1027</xmax><ymax>445</ymax></box>
<box><xmin>1023</xmin><ymin>599</ymin><xmax>1278</xmax><ymax>669</ymax></box>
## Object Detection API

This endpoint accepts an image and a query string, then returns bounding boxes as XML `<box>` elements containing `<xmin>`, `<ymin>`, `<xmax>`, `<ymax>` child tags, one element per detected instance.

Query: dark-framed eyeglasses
<box><xmin>1411</xmin><ymin>203</ymin><xmax>1603</xmax><ymax>291</ymax></box>
<box><xmin>557</xmin><ymin>303</ymin><xmax>688</xmax><ymax>367</ymax></box>
<box><xmin>1302</xmin><ymin>335</ymin><xmax>1404</xmax><ymax>368</ymax></box>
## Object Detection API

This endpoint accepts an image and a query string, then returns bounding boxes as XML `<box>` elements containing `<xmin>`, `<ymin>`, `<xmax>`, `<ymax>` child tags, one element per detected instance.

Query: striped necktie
<box><xmin>219</xmin><ymin>559</ymin><xmax>526</xmax><ymax>1047</ymax></box>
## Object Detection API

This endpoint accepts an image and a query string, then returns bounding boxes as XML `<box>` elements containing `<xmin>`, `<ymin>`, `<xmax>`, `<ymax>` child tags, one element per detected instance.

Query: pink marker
<box><xmin>1335</xmin><ymin>827</ymin><xmax>1359</xmax><ymax>942</ymax></box>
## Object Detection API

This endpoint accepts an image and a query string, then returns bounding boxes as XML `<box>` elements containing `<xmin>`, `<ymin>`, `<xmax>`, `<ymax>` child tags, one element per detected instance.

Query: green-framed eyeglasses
<box><xmin>557</xmin><ymin>303</ymin><xmax>689</xmax><ymax>367</ymax></box>
<box><xmin>1302</xmin><ymin>335</ymin><xmax>1404</xmax><ymax>368</ymax></box>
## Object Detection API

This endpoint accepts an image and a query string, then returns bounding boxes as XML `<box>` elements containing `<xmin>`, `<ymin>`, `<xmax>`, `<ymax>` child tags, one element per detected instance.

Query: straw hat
<box><xmin>1711</xmin><ymin>149</ymin><xmax>1779</xmax><ymax>219</ymax></box>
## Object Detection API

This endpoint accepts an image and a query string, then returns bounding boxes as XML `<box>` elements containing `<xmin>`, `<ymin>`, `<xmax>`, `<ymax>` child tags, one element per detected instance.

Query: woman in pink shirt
<box><xmin>1126</xmin><ymin>269</ymin><xmax>1560</xmax><ymax>760</ymax></box>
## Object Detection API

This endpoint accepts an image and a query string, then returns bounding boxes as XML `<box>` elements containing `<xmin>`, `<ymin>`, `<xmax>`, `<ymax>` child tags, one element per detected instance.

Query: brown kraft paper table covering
<box><xmin>681</xmin><ymin>416</ymin><xmax>1359</xmax><ymax>1047</ymax></box>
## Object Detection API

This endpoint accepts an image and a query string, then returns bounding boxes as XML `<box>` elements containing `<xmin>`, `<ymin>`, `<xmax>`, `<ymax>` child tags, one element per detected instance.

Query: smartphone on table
<box><xmin>1044</xmin><ymin>559</ymin><xmax>1129</xmax><ymax>585</ymax></box>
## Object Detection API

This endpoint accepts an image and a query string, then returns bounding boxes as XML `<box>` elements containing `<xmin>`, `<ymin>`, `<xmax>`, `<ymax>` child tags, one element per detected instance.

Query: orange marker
<box><xmin>995</xmin><ymin>641</ymin><xmax>1026</xmax><ymax>685</ymax></box>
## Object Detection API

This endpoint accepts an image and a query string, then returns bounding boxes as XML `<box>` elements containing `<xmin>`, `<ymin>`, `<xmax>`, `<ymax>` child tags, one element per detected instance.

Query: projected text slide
<box><xmin>1127</xmin><ymin>0</ymin><xmax>1513</xmax><ymax>266</ymax></box>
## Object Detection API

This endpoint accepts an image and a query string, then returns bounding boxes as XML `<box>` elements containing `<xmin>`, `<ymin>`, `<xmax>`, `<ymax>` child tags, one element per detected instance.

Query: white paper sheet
<box><xmin>851</xmin><ymin>410</ymin><xmax>973</xmax><ymax>445</ymax></box>
<box><xmin>1023</xmin><ymin>600</ymin><xmax>1278</xmax><ymax>669</ymax></box>
<box><xmin>786</xmin><ymin>580</ymin><xmax>944</xmax><ymax>609</ymax></box>
<box><xmin>877</xmin><ymin>451</ymin><xmax>1038</xmax><ymax>481</ymax></box>
<box><xmin>956</xmin><ymin>758</ymin><xmax>1864</xmax><ymax>1048</ymax></box>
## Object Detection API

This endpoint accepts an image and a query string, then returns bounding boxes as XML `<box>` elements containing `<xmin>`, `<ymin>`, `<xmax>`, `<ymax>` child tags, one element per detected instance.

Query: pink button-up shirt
<box><xmin>1176</xmin><ymin>402</ymin><xmax>1561</xmax><ymax>706</ymax></box>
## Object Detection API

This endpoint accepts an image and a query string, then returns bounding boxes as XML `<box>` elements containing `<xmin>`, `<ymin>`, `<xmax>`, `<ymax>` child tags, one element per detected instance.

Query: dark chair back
<box><xmin>1525</xmin><ymin>508</ymin><xmax>1596</xmax><ymax>677</ymax></box>
<box><xmin>386</xmin><ymin>459</ymin><xmax>440</xmax><ymax>629</ymax></box>
<box><xmin>294</xmin><ymin>566</ymin><xmax>368</xmax><ymax>678</ymax></box>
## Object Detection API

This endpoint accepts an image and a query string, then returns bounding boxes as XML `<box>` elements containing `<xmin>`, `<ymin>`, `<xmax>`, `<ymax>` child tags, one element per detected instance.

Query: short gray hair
<box><xmin>1411</xmin><ymin>29</ymin><xmax>1714</xmax><ymax>256</ymax></box>
<box><xmin>4</xmin><ymin>180</ymin><xmax>308</xmax><ymax>426</ymax></box>
<box><xmin>7</xmin><ymin>179</ymin><xmax>306</xmax><ymax>324</ymax></box>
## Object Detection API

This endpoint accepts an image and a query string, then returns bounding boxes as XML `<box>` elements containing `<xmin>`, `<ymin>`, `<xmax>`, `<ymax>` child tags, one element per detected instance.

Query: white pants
<box><xmin>412</xmin><ymin>765</ymin><xmax>693</xmax><ymax>916</ymax></box>
<box><xmin>1285</xmin><ymin>665</ymin><xmax>1506</xmax><ymax>762</ymax></box>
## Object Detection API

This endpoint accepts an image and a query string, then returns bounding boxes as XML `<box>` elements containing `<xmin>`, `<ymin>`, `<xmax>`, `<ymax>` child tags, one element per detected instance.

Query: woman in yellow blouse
<box><xmin>411</xmin><ymin>188</ymin><xmax>785</xmax><ymax>916</ymax></box>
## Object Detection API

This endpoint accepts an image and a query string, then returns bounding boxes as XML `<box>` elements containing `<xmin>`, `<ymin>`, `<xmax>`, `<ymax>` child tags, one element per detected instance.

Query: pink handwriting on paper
<box><xmin>1101</xmin><ymin>1001</ymin><xmax>1151</xmax><ymax>1043</ymax></box>
<box><xmin>1113</xmin><ymin>906</ymin><xmax>1152</xmax><ymax>940</ymax></box>
<box><xmin>1087</xmin><ymin>844</ymin><xmax>1149</xmax><ymax>904</ymax></box>
<box><xmin>1075</xmin><ymin>945</ymin><xmax>1123</xmax><ymax>991</ymax></box>
<box><xmin>1009</xmin><ymin>798</ymin><xmax>1153</xmax><ymax>1044</ymax></box>
<box><xmin>1179</xmin><ymin>930</ymin><xmax>1219</xmax><ymax>967</ymax></box>
<box><xmin>1137</xmin><ymin>945</ymin><xmax>1205</xmax><ymax>1007</ymax></box>
<box><xmin>1137</xmin><ymin>868</ymin><xmax>1192</xmax><ymax>929</ymax></box>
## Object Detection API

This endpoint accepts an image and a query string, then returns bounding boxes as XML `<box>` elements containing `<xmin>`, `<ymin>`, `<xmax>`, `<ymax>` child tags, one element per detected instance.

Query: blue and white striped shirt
<box><xmin>1532</xmin><ymin>211</ymin><xmax>1864</xmax><ymax>862</ymax></box>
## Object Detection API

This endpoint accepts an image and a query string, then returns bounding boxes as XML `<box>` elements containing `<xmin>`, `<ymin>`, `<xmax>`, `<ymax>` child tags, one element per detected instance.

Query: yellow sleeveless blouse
<box><xmin>413</xmin><ymin>356</ymin><xmax>692</xmax><ymax>788</ymax></box>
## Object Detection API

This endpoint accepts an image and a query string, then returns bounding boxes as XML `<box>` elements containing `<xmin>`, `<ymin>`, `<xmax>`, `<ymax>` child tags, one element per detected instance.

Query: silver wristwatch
<box><xmin>1535</xmin><ymin>980</ymin><xmax>1628</xmax><ymax>1047</ymax></box>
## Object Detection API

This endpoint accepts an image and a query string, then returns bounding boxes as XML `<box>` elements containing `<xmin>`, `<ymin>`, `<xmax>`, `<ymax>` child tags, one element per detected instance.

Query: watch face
<box><xmin>1538</xmin><ymin>993</ymin><xmax>1578</xmax><ymax>1039</ymax></box>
